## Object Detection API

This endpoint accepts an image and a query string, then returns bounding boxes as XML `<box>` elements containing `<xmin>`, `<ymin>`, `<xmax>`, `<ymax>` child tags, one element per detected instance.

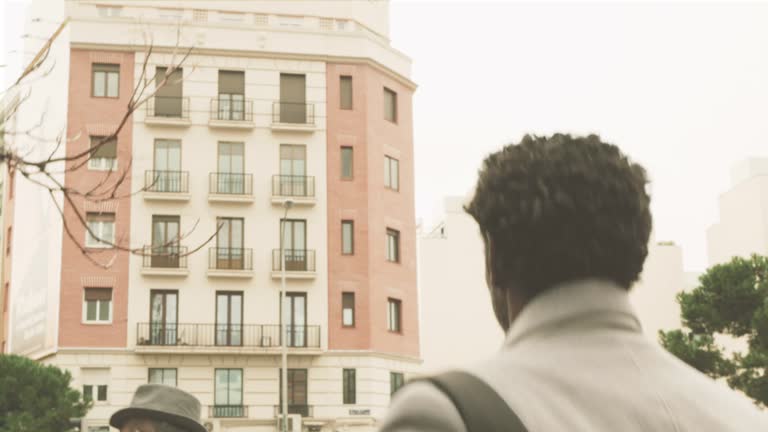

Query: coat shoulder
<box><xmin>378</xmin><ymin>381</ymin><xmax>467</xmax><ymax>432</ymax></box>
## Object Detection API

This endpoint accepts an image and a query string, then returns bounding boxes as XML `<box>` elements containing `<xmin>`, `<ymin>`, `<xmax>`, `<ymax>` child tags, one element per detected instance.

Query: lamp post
<box><xmin>280</xmin><ymin>199</ymin><xmax>293</xmax><ymax>432</ymax></box>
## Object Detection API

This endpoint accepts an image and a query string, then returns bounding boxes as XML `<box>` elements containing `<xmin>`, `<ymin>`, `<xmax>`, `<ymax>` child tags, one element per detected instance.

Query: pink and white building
<box><xmin>2</xmin><ymin>1</ymin><xmax>419</xmax><ymax>431</ymax></box>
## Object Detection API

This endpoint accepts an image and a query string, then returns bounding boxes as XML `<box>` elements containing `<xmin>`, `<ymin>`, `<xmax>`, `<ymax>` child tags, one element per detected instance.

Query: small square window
<box><xmin>148</xmin><ymin>368</ymin><xmax>178</xmax><ymax>386</ymax></box>
<box><xmin>85</xmin><ymin>213</ymin><xmax>115</xmax><ymax>248</ymax></box>
<box><xmin>84</xmin><ymin>288</ymin><xmax>112</xmax><ymax>323</ymax></box>
<box><xmin>88</xmin><ymin>136</ymin><xmax>117</xmax><ymax>171</ymax></box>
<box><xmin>92</xmin><ymin>64</ymin><xmax>119</xmax><ymax>98</ymax></box>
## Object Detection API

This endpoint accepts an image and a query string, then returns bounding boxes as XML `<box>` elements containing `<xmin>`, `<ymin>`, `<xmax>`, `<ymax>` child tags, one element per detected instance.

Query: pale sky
<box><xmin>4</xmin><ymin>1</ymin><xmax>768</xmax><ymax>271</ymax></box>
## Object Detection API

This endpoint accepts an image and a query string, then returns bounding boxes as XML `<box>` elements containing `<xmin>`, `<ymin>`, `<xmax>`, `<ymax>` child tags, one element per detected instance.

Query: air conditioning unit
<box><xmin>276</xmin><ymin>414</ymin><xmax>302</xmax><ymax>432</ymax></box>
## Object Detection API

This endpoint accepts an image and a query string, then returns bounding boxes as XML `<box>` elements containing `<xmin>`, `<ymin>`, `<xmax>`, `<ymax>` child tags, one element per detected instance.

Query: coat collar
<box><xmin>505</xmin><ymin>279</ymin><xmax>643</xmax><ymax>347</ymax></box>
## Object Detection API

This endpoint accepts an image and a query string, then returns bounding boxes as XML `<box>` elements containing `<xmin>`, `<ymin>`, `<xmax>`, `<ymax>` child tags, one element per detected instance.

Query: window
<box><xmin>148</xmin><ymin>368</ymin><xmax>177</xmax><ymax>386</ymax></box>
<box><xmin>342</xmin><ymin>292</ymin><xmax>355</xmax><ymax>327</ymax></box>
<box><xmin>82</xmin><ymin>384</ymin><xmax>108</xmax><ymax>402</ymax></box>
<box><xmin>384</xmin><ymin>156</ymin><xmax>400</xmax><ymax>191</ymax></box>
<box><xmin>218</xmin><ymin>71</ymin><xmax>245</xmax><ymax>120</ymax></box>
<box><xmin>282</xmin><ymin>292</ymin><xmax>307</xmax><ymax>347</ymax></box>
<box><xmin>150</xmin><ymin>290</ymin><xmax>178</xmax><ymax>345</ymax></box>
<box><xmin>216</xmin><ymin>142</ymin><xmax>245</xmax><ymax>194</ymax></box>
<box><xmin>390</xmin><ymin>372</ymin><xmax>405</xmax><ymax>395</ymax></box>
<box><xmin>386</xmin><ymin>228</ymin><xmax>400</xmax><ymax>263</ymax></box>
<box><xmin>281</xmin><ymin>219</ymin><xmax>308</xmax><ymax>272</ymax></box>
<box><xmin>84</xmin><ymin>288</ymin><xmax>112</xmax><ymax>323</ymax></box>
<box><xmin>216</xmin><ymin>218</ymin><xmax>245</xmax><ymax>270</ymax></box>
<box><xmin>92</xmin><ymin>64</ymin><xmax>119</xmax><ymax>98</ymax></box>
<box><xmin>343</xmin><ymin>369</ymin><xmax>356</xmax><ymax>404</ymax></box>
<box><xmin>341</xmin><ymin>147</ymin><xmax>354</xmax><ymax>180</ymax></box>
<box><xmin>279</xmin><ymin>73</ymin><xmax>307</xmax><ymax>123</ymax></box>
<box><xmin>279</xmin><ymin>145</ymin><xmax>308</xmax><ymax>197</ymax></box>
<box><xmin>154</xmin><ymin>67</ymin><xmax>183</xmax><ymax>117</ymax></box>
<box><xmin>279</xmin><ymin>369</ymin><xmax>308</xmax><ymax>415</ymax></box>
<box><xmin>342</xmin><ymin>220</ymin><xmax>354</xmax><ymax>255</ymax></box>
<box><xmin>214</xmin><ymin>369</ymin><xmax>243</xmax><ymax>411</ymax></box>
<box><xmin>86</xmin><ymin>213</ymin><xmax>115</xmax><ymax>248</ymax></box>
<box><xmin>340</xmin><ymin>76</ymin><xmax>353</xmax><ymax>110</ymax></box>
<box><xmin>152</xmin><ymin>139</ymin><xmax>183</xmax><ymax>192</ymax></box>
<box><xmin>384</xmin><ymin>87</ymin><xmax>397</xmax><ymax>122</ymax></box>
<box><xmin>88</xmin><ymin>136</ymin><xmax>117</xmax><ymax>171</ymax></box>
<box><xmin>388</xmin><ymin>298</ymin><xmax>402</xmax><ymax>333</ymax></box>
<box><xmin>151</xmin><ymin>215</ymin><xmax>181</xmax><ymax>268</ymax></box>
<box><xmin>216</xmin><ymin>292</ymin><xmax>243</xmax><ymax>346</ymax></box>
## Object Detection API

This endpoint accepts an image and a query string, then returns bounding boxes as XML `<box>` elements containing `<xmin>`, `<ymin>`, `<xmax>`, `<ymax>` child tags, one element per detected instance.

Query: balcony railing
<box><xmin>275</xmin><ymin>404</ymin><xmax>313</xmax><ymax>417</ymax></box>
<box><xmin>210</xmin><ymin>405</ymin><xmax>247</xmax><ymax>418</ymax></box>
<box><xmin>272</xmin><ymin>175</ymin><xmax>315</xmax><ymax>198</ymax></box>
<box><xmin>136</xmin><ymin>323</ymin><xmax>322</xmax><ymax>348</ymax></box>
<box><xmin>209</xmin><ymin>173</ymin><xmax>253</xmax><ymax>195</ymax></box>
<box><xmin>210</xmin><ymin>97</ymin><xmax>253</xmax><ymax>121</ymax></box>
<box><xmin>272</xmin><ymin>249</ymin><xmax>316</xmax><ymax>272</ymax></box>
<box><xmin>208</xmin><ymin>247</ymin><xmax>252</xmax><ymax>271</ymax></box>
<box><xmin>145</xmin><ymin>170</ymin><xmax>189</xmax><ymax>193</ymax></box>
<box><xmin>272</xmin><ymin>102</ymin><xmax>315</xmax><ymax>124</ymax></box>
<box><xmin>142</xmin><ymin>245</ymin><xmax>188</xmax><ymax>269</ymax></box>
<box><xmin>147</xmin><ymin>96</ymin><xmax>189</xmax><ymax>119</ymax></box>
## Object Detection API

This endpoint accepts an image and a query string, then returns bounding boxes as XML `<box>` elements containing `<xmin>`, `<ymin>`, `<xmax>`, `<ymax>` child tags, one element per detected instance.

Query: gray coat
<box><xmin>380</xmin><ymin>279</ymin><xmax>768</xmax><ymax>431</ymax></box>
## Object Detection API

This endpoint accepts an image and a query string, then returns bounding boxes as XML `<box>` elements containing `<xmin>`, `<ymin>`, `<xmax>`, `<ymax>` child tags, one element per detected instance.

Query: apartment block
<box><xmin>2</xmin><ymin>1</ymin><xmax>419</xmax><ymax>431</ymax></box>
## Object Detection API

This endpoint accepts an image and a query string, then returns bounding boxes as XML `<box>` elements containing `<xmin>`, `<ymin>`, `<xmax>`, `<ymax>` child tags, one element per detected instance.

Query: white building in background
<box><xmin>418</xmin><ymin>197</ymin><xmax>691</xmax><ymax>374</ymax></box>
<box><xmin>708</xmin><ymin>158</ymin><xmax>768</xmax><ymax>266</ymax></box>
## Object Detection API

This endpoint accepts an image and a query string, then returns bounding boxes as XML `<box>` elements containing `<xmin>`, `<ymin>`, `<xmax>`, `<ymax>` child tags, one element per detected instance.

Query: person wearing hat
<box><xmin>109</xmin><ymin>384</ymin><xmax>207</xmax><ymax>432</ymax></box>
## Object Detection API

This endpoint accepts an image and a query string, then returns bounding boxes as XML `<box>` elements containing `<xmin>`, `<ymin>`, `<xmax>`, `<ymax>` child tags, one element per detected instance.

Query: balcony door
<box><xmin>279</xmin><ymin>73</ymin><xmax>306</xmax><ymax>123</ymax></box>
<box><xmin>218</xmin><ymin>70</ymin><xmax>245</xmax><ymax>120</ymax></box>
<box><xmin>282</xmin><ymin>292</ymin><xmax>306</xmax><ymax>347</ymax></box>
<box><xmin>150</xmin><ymin>290</ymin><xmax>178</xmax><ymax>345</ymax></box>
<box><xmin>155</xmin><ymin>67</ymin><xmax>183</xmax><ymax>117</ymax></box>
<box><xmin>281</xmin><ymin>219</ymin><xmax>307</xmax><ymax>271</ymax></box>
<box><xmin>216</xmin><ymin>217</ymin><xmax>244</xmax><ymax>270</ymax></box>
<box><xmin>217</xmin><ymin>142</ymin><xmax>244</xmax><ymax>194</ymax></box>
<box><xmin>216</xmin><ymin>292</ymin><xmax>243</xmax><ymax>346</ymax></box>
<box><xmin>279</xmin><ymin>369</ymin><xmax>309</xmax><ymax>416</ymax></box>
<box><xmin>153</xmin><ymin>140</ymin><xmax>182</xmax><ymax>192</ymax></box>
<box><xmin>152</xmin><ymin>215</ymin><xmax>180</xmax><ymax>268</ymax></box>
<box><xmin>279</xmin><ymin>145</ymin><xmax>306</xmax><ymax>196</ymax></box>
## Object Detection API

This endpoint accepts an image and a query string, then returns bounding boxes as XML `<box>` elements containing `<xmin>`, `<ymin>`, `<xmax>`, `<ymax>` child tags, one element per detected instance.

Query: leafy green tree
<box><xmin>660</xmin><ymin>255</ymin><xmax>768</xmax><ymax>406</ymax></box>
<box><xmin>0</xmin><ymin>354</ymin><xmax>90</xmax><ymax>432</ymax></box>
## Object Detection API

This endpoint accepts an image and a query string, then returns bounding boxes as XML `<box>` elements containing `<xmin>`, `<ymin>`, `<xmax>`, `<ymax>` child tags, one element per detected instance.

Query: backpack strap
<box><xmin>423</xmin><ymin>370</ymin><xmax>529</xmax><ymax>432</ymax></box>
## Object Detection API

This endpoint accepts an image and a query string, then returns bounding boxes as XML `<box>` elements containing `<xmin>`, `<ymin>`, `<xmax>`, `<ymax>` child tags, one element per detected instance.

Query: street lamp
<box><xmin>280</xmin><ymin>199</ymin><xmax>294</xmax><ymax>432</ymax></box>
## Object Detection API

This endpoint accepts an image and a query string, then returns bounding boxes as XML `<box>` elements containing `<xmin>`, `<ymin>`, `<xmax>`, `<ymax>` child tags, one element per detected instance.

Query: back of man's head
<box><xmin>465</xmin><ymin>134</ymin><xmax>652</xmax><ymax>303</ymax></box>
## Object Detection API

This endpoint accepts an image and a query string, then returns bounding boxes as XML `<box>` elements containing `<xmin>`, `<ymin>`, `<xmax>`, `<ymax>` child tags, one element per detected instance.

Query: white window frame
<box><xmin>85</xmin><ymin>214</ymin><xmax>115</xmax><ymax>248</ymax></box>
<box><xmin>82</xmin><ymin>384</ymin><xmax>109</xmax><ymax>404</ymax></box>
<box><xmin>82</xmin><ymin>290</ymin><xmax>113</xmax><ymax>325</ymax></box>
<box><xmin>148</xmin><ymin>368</ymin><xmax>178</xmax><ymax>386</ymax></box>
<box><xmin>88</xmin><ymin>157</ymin><xmax>117</xmax><ymax>171</ymax></box>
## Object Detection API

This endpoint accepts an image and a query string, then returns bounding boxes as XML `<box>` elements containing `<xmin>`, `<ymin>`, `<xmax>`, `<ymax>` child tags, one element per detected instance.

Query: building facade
<box><xmin>3</xmin><ymin>1</ymin><xmax>419</xmax><ymax>431</ymax></box>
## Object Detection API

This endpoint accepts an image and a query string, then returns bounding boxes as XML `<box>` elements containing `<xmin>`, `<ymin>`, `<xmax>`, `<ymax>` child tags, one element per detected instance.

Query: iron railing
<box><xmin>271</xmin><ymin>175</ymin><xmax>315</xmax><ymax>198</ymax></box>
<box><xmin>208</xmin><ymin>247</ymin><xmax>253</xmax><ymax>271</ymax></box>
<box><xmin>272</xmin><ymin>101</ymin><xmax>315</xmax><ymax>124</ymax></box>
<box><xmin>210</xmin><ymin>405</ymin><xmax>247</xmax><ymax>418</ymax></box>
<box><xmin>136</xmin><ymin>323</ymin><xmax>322</xmax><ymax>348</ymax></box>
<box><xmin>274</xmin><ymin>404</ymin><xmax>313</xmax><ymax>417</ymax></box>
<box><xmin>142</xmin><ymin>245</ymin><xmax>188</xmax><ymax>269</ymax></box>
<box><xmin>209</xmin><ymin>173</ymin><xmax>253</xmax><ymax>195</ymax></box>
<box><xmin>210</xmin><ymin>97</ymin><xmax>253</xmax><ymax>121</ymax></box>
<box><xmin>145</xmin><ymin>170</ymin><xmax>189</xmax><ymax>193</ymax></box>
<box><xmin>272</xmin><ymin>249</ymin><xmax>315</xmax><ymax>272</ymax></box>
<box><xmin>147</xmin><ymin>96</ymin><xmax>189</xmax><ymax>119</ymax></box>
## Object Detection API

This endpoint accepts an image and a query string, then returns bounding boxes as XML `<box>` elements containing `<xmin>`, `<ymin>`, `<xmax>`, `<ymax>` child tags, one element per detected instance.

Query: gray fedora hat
<box><xmin>109</xmin><ymin>384</ymin><xmax>207</xmax><ymax>432</ymax></box>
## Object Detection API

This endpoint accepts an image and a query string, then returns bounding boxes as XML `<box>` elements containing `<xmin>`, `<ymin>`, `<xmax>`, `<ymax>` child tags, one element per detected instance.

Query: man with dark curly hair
<box><xmin>380</xmin><ymin>134</ymin><xmax>768</xmax><ymax>431</ymax></box>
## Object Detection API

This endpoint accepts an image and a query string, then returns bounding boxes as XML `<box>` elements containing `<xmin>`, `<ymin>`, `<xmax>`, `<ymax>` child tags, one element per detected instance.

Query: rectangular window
<box><xmin>152</xmin><ymin>139</ymin><xmax>182</xmax><ymax>192</ymax></box>
<box><xmin>281</xmin><ymin>292</ymin><xmax>307</xmax><ymax>347</ymax></box>
<box><xmin>342</xmin><ymin>292</ymin><xmax>355</xmax><ymax>327</ymax></box>
<box><xmin>279</xmin><ymin>144</ymin><xmax>308</xmax><ymax>197</ymax></box>
<box><xmin>92</xmin><ymin>64</ymin><xmax>119</xmax><ymax>98</ymax></box>
<box><xmin>218</xmin><ymin>70</ymin><xmax>245</xmax><ymax>121</ymax></box>
<box><xmin>82</xmin><ymin>384</ymin><xmax>108</xmax><ymax>402</ymax></box>
<box><xmin>386</xmin><ymin>228</ymin><xmax>400</xmax><ymax>263</ymax></box>
<box><xmin>280</xmin><ymin>219</ymin><xmax>308</xmax><ymax>272</ymax></box>
<box><xmin>341</xmin><ymin>220</ymin><xmax>354</xmax><ymax>255</ymax></box>
<box><xmin>154</xmin><ymin>67</ymin><xmax>183</xmax><ymax>117</ymax></box>
<box><xmin>384</xmin><ymin>156</ymin><xmax>400</xmax><ymax>191</ymax></box>
<box><xmin>151</xmin><ymin>215</ymin><xmax>181</xmax><ymax>268</ymax></box>
<box><xmin>215</xmin><ymin>218</ymin><xmax>245</xmax><ymax>270</ymax></box>
<box><xmin>390</xmin><ymin>372</ymin><xmax>405</xmax><ymax>395</ymax></box>
<box><xmin>148</xmin><ymin>368</ymin><xmax>177</xmax><ymax>386</ymax></box>
<box><xmin>150</xmin><ymin>290</ymin><xmax>178</xmax><ymax>345</ymax></box>
<box><xmin>216</xmin><ymin>292</ymin><xmax>243</xmax><ymax>346</ymax></box>
<box><xmin>84</xmin><ymin>288</ymin><xmax>112</xmax><ymax>323</ymax></box>
<box><xmin>88</xmin><ymin>136</ymin><xmax>117</xmax><ymax>171</ymax></box>
<box><xmin>340</xmin><ymin>76</ymin><xmax>353</xmax><ymax>110</ymax></box>
<box><xmin>388</xmin><ymin>298</ymin><xmax>402</xmax><ymax>333</ymax></box>
<box><xmin>86</xmin><ymin>213</ymin><xmax>115</xmax><ymax>248</ymax></box>
<box><xmin>384</xmin><ymin>87</ymin><xmax>397</xmax><ymax>122</ymax></box>
<box><xmin>343</xmin><ymin>369</ymin><xmax>356</xmax><ymax>404</ymax></box>
<box><xmin>279</xmin><ymin>73</ymin><xmax>307</xmax><ymax>123</ymax></box>
<box><xmin>279</xmin><ymin>369</ymin><xmax>309</xmax><ymax>413</ymax></box>
<box><xmin>214</xmin><ymin>369</ymin><xmax>243</xmax><ymax>407</ymax></box>
<box><xmin>216</xmin><ymin>142</ymin><xmax>245</xmax><ymax>194</ymax></box>
<box><xmin>341</xmin><ymin>147</ymin><xmax>354</xmax><ymax>180</ymax></box>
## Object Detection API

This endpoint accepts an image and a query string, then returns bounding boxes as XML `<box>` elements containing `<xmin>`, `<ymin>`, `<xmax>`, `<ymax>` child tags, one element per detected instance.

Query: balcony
<box><xmin>275</xmin><ymin>405</ymin><xmax>313</xmax><ymax>418</ymax></box>
<box><xmin>271</xmin><ymin>249</ymin><xmax>316</xmax><ymax>279</ymax></box>
<box><xmin>145</xmin><ymin>96</ymin><xmax>191</xmax><ymax>127</ymax></box>
<box><xmin>135</xmin><ymin>323</ymin><xmax>322</xmax><ymax>354</ymax></box>
<box><xmin>271</xmin><ymin>175</ymin><xmax>316</xmax><ymax>206</ymax></box>
<box><xmin>271</xmin><ymin>102</ymin><xmax>316</xmax><ymax>132</ymax></box>
<box><xmin>207</xmin><ymin>247</ymin><xmax>253</xmax><ymax>278</ymax></box>
<box><xmin>210</xmin><ymin>405</ymin><xmax>247</xmax><ymax>418</ymax></box>
<box><xmin>140</xmin><ymin>245</ymin><xmax>189</xmax><ymax>277</ymax></box>
<box><xmin>208</xmin><ymin>173</ymin><xmax>254</xmax><ymax>204</ymax></box>
<box><xmin>209</xmin><ymin>97</ymin><xmax>254</xmax><ymax>129</ymax></box>
<box><xmin>144</xmin><ymin>170</ymin><xmax>190</xmax><ymax>201</ymax></box>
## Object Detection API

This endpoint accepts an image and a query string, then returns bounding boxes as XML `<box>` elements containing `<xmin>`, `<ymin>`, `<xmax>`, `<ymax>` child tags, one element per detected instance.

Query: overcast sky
<box><xmin>4</xmin><ymin>1</ymin><xmax>768</xmax><ymax>271</ymax></box>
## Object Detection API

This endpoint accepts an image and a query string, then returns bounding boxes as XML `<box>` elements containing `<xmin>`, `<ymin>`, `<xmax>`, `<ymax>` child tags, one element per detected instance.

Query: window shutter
<box><xmin>84</xmin><ymin>288</ymin><xmax>112</xmax><ymax>301</ymax></box>
<box><xmin>219</xmin><ymin>70</ymin><xmax>245</xmax><ymax>94</ymax></box>
<box><xmin>90</xmin><ymin>136</ymin><xmax>117</xmax><ymax>158</ymax></box>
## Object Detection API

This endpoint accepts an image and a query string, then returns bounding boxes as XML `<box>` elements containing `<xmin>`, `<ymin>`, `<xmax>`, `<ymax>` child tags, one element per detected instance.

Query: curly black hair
<box><xmin>465</xmin><ymin>134</ymin><xmax>652</xmax><ymax>299</ymax></box>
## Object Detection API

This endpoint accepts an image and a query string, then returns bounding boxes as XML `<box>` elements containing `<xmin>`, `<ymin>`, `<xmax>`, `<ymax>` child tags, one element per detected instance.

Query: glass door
<box><xmin>150</xmin><ymin>291</ymin><xmax>177</xmax><ymax>345</ymax></box>
<box><xmin>217</xmin><ymin>142</ymin><xmax>244</xmax><ymax>194</ymax></box>
<box><xmin>216</xmin><ymin>292</ymin><xmax>243</xmax><ymax>346</ymax></box>
<box><xmin>153</xmin><ymin>140</ymin><xmax>182</xmax><ymax>192</ymax></box>
<box><xmin>152</xmin><ymin>215</ymin><xmax>180</xmax><ymax>268</ymax></box>
<box><xmin>281</xmin><ymin>219</ymin><xmax>307</xmax><ymax>271</ymax></box>
<box><xmin>283</xmin><ymin>292</ymin><xmax>306</xmax><ymax>347</ymax></box>
<box><xmin>216</xmin><ymin>217</ymin><xmax>244</xmax><ymax>270</ymax></box>
<box><xmin>279</xmin><ymin>145</ymin><xmax>306</xmax><ymax>196</ymax></box>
